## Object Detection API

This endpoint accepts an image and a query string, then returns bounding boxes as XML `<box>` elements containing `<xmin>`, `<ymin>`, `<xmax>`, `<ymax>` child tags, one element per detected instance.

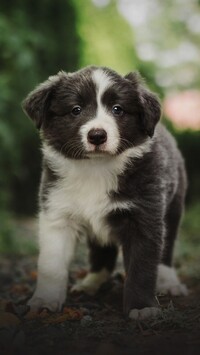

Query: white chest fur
<box><xmin>42</xmin><ymin>144</ymin><xmax>148</xmax><ymax>244</ymax></box>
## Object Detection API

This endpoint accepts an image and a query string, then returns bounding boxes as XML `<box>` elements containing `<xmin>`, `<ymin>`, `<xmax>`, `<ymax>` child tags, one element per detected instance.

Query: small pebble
<box><xmin>80</xmin><ymin>315</ymin><xmax>93</xmax><ymax>326</ymax></box>
<box><xmin>79</xmin><ymin>307</ymin><xmax>91</xmax><ymax>315</ymax></box>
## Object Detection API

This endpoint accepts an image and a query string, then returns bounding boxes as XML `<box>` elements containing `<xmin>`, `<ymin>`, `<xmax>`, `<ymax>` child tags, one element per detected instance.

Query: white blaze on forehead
<box><xmin>92</xmin><ymin>68</ymin><xmax>112</xmax><ymax>103</ymax></box>
<box><xmin>80</xmin><ymin>68</ymin><xmax>120</xmax><ymax>155</ymax></box>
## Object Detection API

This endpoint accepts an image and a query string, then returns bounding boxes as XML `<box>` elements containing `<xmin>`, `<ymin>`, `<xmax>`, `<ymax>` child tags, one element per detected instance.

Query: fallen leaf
<box><xmin>63</xmin><ymin>307</ymin><xmax>83</xmax><ymax>318</ymax></box>
<box><xmin>43</xmin><ymin>308</ymin><xmax>83</xmax><ymax>324</ymax></box>
<box><xmin>0</xmin><ymin>299</ymin><xmax>10</xmax><ymax>312</ymax></box>
<box><xmin>10</xmin><ymin>284</ymin><xmax>30</xmax><ymax>295</ymax></box>
<box><xmin>29</xmin><ymin>271</ymin><xmax>37</xmax><ymax>281</ymax></box>
<box><xmin>24</xmin><ymin>309</ymin><xmax>49</xmax><ymax>320</ymax></box>
<box><xmin>0</xmin><ymin>312</ymin><xmax>21</xmax><ymax>327</ymax></box>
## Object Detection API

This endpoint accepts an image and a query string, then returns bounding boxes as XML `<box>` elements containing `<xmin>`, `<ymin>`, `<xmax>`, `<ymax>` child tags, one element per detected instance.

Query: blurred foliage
<box><xmin>175</xmin><ymin>130</ymin><xmax>200</xmax><ymax>205</ymax></box>
<box><xmin>119</xmin><ymin>0</ymin><xmax>200</xmax><ymax>91</ymax></box>
<box><xmin>175</xmin><ymin>202</ymin><xmax>200</xmax><ymax>278</ymax></box>
<box><xmin>0</xmin><ymin>215</ymin><xmax>37</xmax><ymax>254</ymax></box>
<box><xmin>0</xmin><ymin>0</ymin><xmax>81</xmax><ymax>243</ymax></box>
<box><xmin>0</xmin><ymin>0</ymin><xmax>199</xmax><ymax>250</ymax></box>
<box><xmin>0</xmin><ymin>0</ymin><xmax>80</xmax><ymax>217</ymax></box>
<box><xmin>73</xmin><ymin>0</ymin><xmax>138</xmax><ymax>73</ymax></box>
<box><xmin>72</xmin><ymin>0</ymin><xmax>163</xmax><ymax>95</ymax></box>
<box><xmin>164</xmin><ymin>119</ymin><xmax>200</xmax><ymax>205</ymax></box>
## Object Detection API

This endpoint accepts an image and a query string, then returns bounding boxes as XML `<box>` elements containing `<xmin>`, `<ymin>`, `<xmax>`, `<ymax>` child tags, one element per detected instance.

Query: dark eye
<box><xmin>71</xmin><ymin>106</ymin><xmax>82</xmax><ymax>116</ymax></box>
<box><xmin>112</xmin><ymin>105</ymin><xmax>124</xmax><ymax>117</ymax></box>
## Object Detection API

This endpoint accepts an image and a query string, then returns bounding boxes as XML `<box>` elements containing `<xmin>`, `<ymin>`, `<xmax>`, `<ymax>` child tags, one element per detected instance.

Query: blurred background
<box><xmin>0</xmin><ymin>0</ymin><xmax>199</xmax><ymax>276</ymax></box>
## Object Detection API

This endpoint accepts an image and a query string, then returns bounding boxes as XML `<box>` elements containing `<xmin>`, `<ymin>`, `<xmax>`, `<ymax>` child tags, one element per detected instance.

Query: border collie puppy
<box><xmin>22</xmin><ymin>66</ymin><xmax>188</xmax><ymax>320</ymax></box>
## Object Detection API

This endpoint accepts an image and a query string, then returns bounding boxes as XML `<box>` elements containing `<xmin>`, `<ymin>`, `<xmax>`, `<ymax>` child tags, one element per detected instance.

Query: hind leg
<box><xmin>157</xmin><ymin>193</ymin><xmax>188</xmax><ymax>296</ymax></box>
<box><xmin>71</xmin><ymin>239</ymin><xmax>118</xmax><ymax>295</ymax></box>
<box><xmin>162</xmin><ymin>192</ymin><xmax>184</xmax><ymax>267</ymax></box>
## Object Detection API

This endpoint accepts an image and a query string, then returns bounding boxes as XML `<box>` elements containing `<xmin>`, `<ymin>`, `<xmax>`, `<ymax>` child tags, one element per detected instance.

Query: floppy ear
<box><xmin>139</xmin><ymin>88</ymin><xmax>161</xmax><ymax>137</ymax></box>
<box><xmin>125</xmin><ymin>72</ymin><xmax>161</xmax><ymax>137</ymax></box>
<box><xmin>22</xmin><ymin>75</ymin><xmax>59</xmax><ymax>129</ymax></box>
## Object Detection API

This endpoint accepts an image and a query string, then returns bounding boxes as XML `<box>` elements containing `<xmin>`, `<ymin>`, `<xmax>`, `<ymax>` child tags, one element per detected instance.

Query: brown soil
<box><xmin>0</xmin><ymin>246</ymin><xmax>200</xmax><ymax>355</ymax></box>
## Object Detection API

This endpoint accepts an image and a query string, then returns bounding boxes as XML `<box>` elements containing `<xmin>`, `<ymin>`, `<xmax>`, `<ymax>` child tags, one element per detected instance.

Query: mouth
<box><xmin>86</xmin><ymin>147</ymin><xmax>114</xmax><ymax>158</ymax></box>
<box><xmin>85</xmin><ymin>142</ymin><xmax>109</xmax><ymax>154</ymax></box>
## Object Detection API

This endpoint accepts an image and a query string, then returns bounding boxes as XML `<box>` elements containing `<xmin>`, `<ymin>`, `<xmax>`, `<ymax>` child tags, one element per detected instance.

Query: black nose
<box><xmin>87</xmin><ymin>129</ymin><xmax>107</xmax><ymax>146</ymax></box>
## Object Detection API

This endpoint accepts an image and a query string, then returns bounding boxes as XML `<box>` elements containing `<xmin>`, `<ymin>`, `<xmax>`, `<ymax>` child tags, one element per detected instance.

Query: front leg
<box><xmin>121</xmin><ymin>214</ymin><xmax>164</xmax><ymax>320</ymax></box>
<box><xmin>28</xmin><ymin>212</ymin><xmax>77</xmax><ymax>312</ymax></box>
<box><xmin>123</xmin><ymin>238</ymin><xmax>161</xmax><ymax>320</ymax></box>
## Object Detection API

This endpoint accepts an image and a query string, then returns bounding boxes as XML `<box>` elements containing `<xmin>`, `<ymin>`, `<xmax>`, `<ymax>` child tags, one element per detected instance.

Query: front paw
<box><xmin>27</xmin><ymin>294</ymin><xmax>64</xmax><ymax>312</ymax></box>
<box><xmin>129</xmin><ymin>307</ymin><xmax>161</xmax><ymax>320</ymax></box>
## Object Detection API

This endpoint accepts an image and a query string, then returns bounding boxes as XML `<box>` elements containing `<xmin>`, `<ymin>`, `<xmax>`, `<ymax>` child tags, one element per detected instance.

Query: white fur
<box><xmin>71</xmin><ymin>268</ymin><xmax>110</xmax><ymax>295</ymax></box>
<box><xmin>92</xmin><ymin>68</ymin><xmax>112</xmax><ymax>99</ymax></box>
<box><xmin>80</xmin><ymin>69</ymin><xmax>120</xmax><ymax>155</ymax></box>
<box><xmin>28</xmin><ymin>212</ymin><xmax>77</xmax><ymax>311</ymax></box>
<box><xmin>42</xmin><ymin>142</ymin><xmax>152</xmax><ymax>244</ymax></box>
<box><xmin>156</xmin><ymin>264</ymin><xmax>188</xmax><ymax>296</ymax></box>
<box><xmin>42</xmin><ymin>141</ymin><xmax>153</xmax><ymax>245</ymax></box>
<box><xmin>80</xmin><ymin>112</ymin><xmax>120</xmax><ymax>155</ymax></box>
<box><xmin>42</xmin><ymin>143</ymin><xmax>141</xmax><ymax>246</ymax></box>
<box><xmin>129</xmin><ymin>307</ymin><xmax>161</xmax><ymax>320</ymax></box>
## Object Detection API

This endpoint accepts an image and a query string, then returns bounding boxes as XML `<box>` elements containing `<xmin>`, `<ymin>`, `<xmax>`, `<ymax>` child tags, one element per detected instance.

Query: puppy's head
<box><xmin>22</xmin><ymin>66</ymin><xmax>161</xmax><ymax>159</ymax></box>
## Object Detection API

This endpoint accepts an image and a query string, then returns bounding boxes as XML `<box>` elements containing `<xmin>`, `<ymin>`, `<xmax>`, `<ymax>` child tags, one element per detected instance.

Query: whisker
<box><xmin>60</xmin><ymin>139</ymin><xmax>84</xmax><ymax>157</ymax></box>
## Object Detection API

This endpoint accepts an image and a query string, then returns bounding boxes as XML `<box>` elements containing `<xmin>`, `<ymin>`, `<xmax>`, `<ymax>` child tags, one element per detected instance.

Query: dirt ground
<box><xmin>0</xmin><ymin>237</ymin><xmax>200</xmax><ymax>355</ymax></box>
